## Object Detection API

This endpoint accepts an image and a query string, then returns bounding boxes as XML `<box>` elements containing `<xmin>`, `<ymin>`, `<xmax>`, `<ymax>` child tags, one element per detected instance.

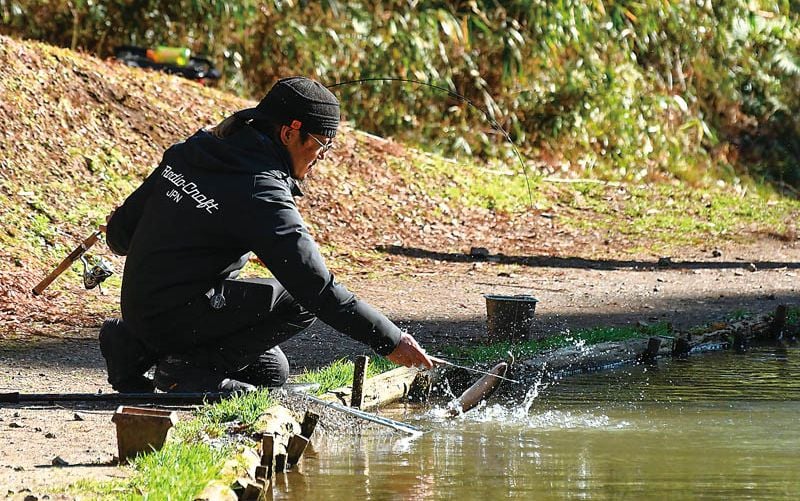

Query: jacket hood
<box><xmin>172</xmin><ymin>126</ymin><xmax>292</xmax><ymax>176</ymax></box>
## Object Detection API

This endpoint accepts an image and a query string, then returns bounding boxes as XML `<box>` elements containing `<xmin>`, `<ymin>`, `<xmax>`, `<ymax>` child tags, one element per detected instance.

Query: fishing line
<box><xmin>326</xmin><ymin>77</ymin><xmax>534</xmax><ymax>208</ymax></box>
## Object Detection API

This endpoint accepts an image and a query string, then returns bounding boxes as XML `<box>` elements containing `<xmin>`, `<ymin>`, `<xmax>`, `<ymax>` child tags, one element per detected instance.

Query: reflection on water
<box><xmin>275</xmin><ymin>346</ymin><xmax>800</xmax><ymax>500</ymax></box>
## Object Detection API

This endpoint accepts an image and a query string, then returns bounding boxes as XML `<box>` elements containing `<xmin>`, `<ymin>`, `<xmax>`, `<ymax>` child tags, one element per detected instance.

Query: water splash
<box><xmin>423</xmin><ymin>362</ymin><xmax>630</xmax><ymax>430</ymax></box>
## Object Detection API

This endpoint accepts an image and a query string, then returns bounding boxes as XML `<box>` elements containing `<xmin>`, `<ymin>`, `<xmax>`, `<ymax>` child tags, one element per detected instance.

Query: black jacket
<box><xmin>106</xmin><ymin>126</ymin><xmax>401</xmax><ymax>355</ymax></box>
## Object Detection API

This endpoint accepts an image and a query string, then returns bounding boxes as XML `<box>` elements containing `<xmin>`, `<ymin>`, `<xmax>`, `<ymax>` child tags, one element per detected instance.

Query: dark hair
<box><xmin>210</xmin><ymin>115</ymin><xmax>308</xmax><ymax>143</ymax></box>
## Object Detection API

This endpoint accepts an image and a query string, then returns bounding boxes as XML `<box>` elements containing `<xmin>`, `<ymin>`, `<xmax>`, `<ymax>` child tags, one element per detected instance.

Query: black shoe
<box><xmin>99</xmin><ymin>319</ymin><xmax>157</xmax><ymax>393</ymax></box>
<box><xmin>154</xmin><ymin>353</ymin><xmax>255</xmax><ymax>393</ymax></box>
<box><xmin>154</xmin><ymin>351</ymin><xmax>261</xmax><ymax>393</ymax></box>
<box><xmin>218</xmin><ymin>378</ymin><xmax>257</xmax><ymax>393</ymax></box>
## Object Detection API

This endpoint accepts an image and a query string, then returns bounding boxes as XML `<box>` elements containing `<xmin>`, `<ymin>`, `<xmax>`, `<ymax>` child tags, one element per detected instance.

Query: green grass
<box><xmin>122</xmin><ymin>442</ymin><xmax>229</xmax><ymax>500</ymax></box>
<box><xmin>382</xmin><ymin>141</ymin><xmax>538</xmax><ymax>213</ymax></box>
<box><xmin>174</xmin><ymin>388</ymin><xmax>276</xmax><ymax>442</ymax></box>
<box><xmin>294</xmin><ymin>356</ymin><xmax>398</xmax><ymax>395</ymax></box>
<box><xmin>440</xmin><ymin>322</ymin><xmax>673</xmax><ymax>365</ymax></box>
<box><xmin>562</xmin><ymin>183</ymin><xmax>800</xmax><ymax>252</ymax></box>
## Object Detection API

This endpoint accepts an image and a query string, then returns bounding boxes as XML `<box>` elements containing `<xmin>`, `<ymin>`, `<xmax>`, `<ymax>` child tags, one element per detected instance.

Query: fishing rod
<box><xmin>32</xmin><ymin>227</ymin><xmax>113</xmax><ymax>295</ymax></box>
<box><xmin>0</xmin><ymin>391</ymin><xmax>232</xmax><ymax>405</ymax></box>
<box><xmin>326</xmin><ymin>77</ymin><xmax>534</xmax><ymax>208</ymax></box>
<box><xmin>430</xmin><ymin>356</ymin><xmax>520</xmax><ymax>384</ymax></box>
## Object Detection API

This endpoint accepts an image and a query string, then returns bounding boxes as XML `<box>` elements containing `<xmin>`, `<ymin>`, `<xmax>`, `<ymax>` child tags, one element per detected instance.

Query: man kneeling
<box><xmin>100</xmin><ymin>76</ymin><xmax>432</xmax><ymax>393</ymax></box>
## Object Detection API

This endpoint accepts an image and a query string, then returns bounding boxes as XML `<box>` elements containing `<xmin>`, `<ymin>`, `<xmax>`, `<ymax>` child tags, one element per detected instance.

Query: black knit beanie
<box><xmin>236</xmin><ymin>76</ymin><xmax>340</xmax><ymax>138</ymax></box>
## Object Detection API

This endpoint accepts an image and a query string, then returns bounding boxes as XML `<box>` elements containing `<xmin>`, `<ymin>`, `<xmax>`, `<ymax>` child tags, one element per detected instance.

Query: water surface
<box><xmin>276</xmin><ymin>346</ymin><xmax>800</xmax><ymax>499</ymax></box>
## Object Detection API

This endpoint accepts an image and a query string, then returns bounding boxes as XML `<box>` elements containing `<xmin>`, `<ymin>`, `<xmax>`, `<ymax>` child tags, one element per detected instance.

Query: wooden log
<box><xmin>286</xmin><ymin>434</ymin><xmax>310</xmax><ymax>467</ymax></box>
<box><xmin>317</xmin><ymin>366</ymin><xmax>422</xmax><ymax>411</ymax></box>
<box><xmin>688</xmin><ymin>314</ymin><xmax>772</xmax><ymax>348</ymax></box>
<box><xmin>300</xmin><ymin>411</ymin><xmax>319</xmax><ymax>439</ymax></box>
<box><xmin>351</xmin><ymin>355</ymin><xmax>369</xmax><ymax>409</ymax></box>
<box><xmin>518</xmin><ymin>312</ymin><xmax>778</xmax><ymax>380</ymax></box>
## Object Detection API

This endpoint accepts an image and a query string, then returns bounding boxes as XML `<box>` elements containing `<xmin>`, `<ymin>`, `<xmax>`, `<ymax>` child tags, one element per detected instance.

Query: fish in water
<box><xmin>447</xmin><ymin>361</ymin><xmax>508</xmax><ymax>417</ymax></box>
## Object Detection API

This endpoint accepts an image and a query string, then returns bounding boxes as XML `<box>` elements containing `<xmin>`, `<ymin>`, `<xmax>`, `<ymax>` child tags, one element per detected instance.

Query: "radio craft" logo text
<box><xmin>161</xmin><ymin>165</ymin><xmax>220</xmax><ymax>213</ymax></box>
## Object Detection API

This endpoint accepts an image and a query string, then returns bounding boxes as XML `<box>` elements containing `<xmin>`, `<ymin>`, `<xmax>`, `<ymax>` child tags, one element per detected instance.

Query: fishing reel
<box><xmin>79</xmin><ymin>254</ymin><xmax>114</xmax><ymax>291</ymax></box>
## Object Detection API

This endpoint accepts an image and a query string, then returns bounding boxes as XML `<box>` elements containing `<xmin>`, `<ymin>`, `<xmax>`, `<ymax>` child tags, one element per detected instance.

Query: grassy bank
<box><xmin>67</xmin><ymin>389</ymin><xmax>276</xmax><ymax>499</ymax></box>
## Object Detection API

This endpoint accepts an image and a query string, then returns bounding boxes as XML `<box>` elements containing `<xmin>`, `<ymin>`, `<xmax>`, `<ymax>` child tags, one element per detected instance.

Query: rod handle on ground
<box><xmin>0</xmin><ymin>392</ymin><xmax>20</xmax><ymax>403</ymax></box>
<box><xmin>32</xmin><ymin>228</ymin><xmax>104</xmax><ymax>295</ymax></box>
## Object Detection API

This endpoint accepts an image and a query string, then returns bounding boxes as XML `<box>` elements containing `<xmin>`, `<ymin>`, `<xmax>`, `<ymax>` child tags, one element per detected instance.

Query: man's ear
<box><xmin>279</xmin><ymin>125</ymin><xmax>292</xmax><ymax>146</ymax></box>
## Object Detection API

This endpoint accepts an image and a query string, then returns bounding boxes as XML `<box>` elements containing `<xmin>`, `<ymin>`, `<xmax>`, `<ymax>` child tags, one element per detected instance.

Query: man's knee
<box><xmin>231</xmin><ymin>346</ymin><xmax>289</xmax><ymax>387</ymax></box>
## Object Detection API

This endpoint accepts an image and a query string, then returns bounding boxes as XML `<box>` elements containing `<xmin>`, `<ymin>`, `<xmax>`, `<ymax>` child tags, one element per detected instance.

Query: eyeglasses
<box><xmin>308</xmin><ymin>134</ymin><xmax>334</xmax><ymax>154</ymax></box>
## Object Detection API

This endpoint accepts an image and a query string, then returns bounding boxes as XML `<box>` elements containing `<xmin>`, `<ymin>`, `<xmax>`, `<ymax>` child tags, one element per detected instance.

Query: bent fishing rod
<box><xmin>326</xmin><ymin>76</ymin><xmax>534</xmax><ymax>208</ymax></box>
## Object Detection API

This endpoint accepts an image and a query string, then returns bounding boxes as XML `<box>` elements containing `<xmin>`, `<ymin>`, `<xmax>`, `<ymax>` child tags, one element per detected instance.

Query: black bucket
<box><xmin>484</xmin><ymin>294</ymin><xmax>538</xmax><ymax>342</ymax></box>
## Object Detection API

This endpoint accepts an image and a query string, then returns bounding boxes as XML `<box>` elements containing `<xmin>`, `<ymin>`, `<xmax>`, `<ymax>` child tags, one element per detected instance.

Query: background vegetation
<box><xmin>2</xmin><ymin>0</ymin><xmax>799</xmax><ymax>191</ymax></box>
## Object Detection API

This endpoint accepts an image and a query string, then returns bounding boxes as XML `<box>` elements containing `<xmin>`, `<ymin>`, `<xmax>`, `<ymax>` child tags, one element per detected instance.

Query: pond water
<box><xmin>275</xmin><ymin>345</ymin><xmax>800</xmax><ymax>499</ymax></box>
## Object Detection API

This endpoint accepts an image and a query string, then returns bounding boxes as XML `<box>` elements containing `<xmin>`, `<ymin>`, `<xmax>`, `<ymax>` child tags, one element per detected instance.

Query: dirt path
<box><xmin>1</xmin><ymin>239</ymin><xmax>798</xmax><ymax>496</ymax></box>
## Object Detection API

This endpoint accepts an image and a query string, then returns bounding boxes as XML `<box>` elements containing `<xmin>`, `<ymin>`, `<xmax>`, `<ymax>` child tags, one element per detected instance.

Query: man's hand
<box><xmin>386</xmin><ymin>332</ymin><xmax>434</xmax><ymax>370</ymax></box>
<box><xmin>100</xmin><ymin>208</ymin><xmax>117</xmax><ymax>232</ymax></box>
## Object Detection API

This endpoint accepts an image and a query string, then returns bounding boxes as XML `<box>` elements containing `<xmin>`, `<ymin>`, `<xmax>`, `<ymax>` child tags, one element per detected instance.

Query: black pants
<box><xmin>129</xmin><ymin>277</ymin><xmax>316</xmax><ymax>373</ymax></box>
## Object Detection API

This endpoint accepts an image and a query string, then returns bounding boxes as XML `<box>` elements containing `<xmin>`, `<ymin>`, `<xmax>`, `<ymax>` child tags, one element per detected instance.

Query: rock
<box><xmin>254</xmin><ymin>406</ymin><xmax>300</xmax><ymax>437</ymax></box>
<box><xmin>45</xmin><ymin>432</ymin><xmax>56</xmax><ymax>439</ymax></box>
<box><xmin>51</xmin><ymin>456</ymin><xmax>69</xmax><ymax>467</ymax></box>
<box><xmin>194</xmin><ymin>480</ymin><xmax>238</xmax><ymax>501</ymax></box>
<box><xmin>748</xmin><ymin>262</ymin><xmax>757</xmax><ymax>272</ymax></box>
<box><xmin>9</xmin><ymin>422</ymin><xmax>23</xmax><ymax>428</ymax></box>
<box><xmin>73</xmin><ymin>413</ymin><xmax>84</xmax><ymax>421</ymax></box>
<box><xmin>711</xmin><ymin>249</ymin><xmax>722</xmax><ymax>257</ymax></box>
<box><xmin>657</xmin><ymin>256</ymin><xmax>672</xmax><ymax>267</ymax></box>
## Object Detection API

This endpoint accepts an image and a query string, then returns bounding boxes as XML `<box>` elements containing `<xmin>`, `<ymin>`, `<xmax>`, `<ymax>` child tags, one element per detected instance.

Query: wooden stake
<box><xmin>274</xmin><ymin>453</ymin><xmax>287</xmax><ymax>473</ymax></box>
<box><xmin>771</xmin><ymin>304</ymin><xmax>788</xmax><ymax>340</ymax></box>
<box><xmin>286</xmin><ymin>434</ymin><xmax>310</xmax><ymax>467</ymax></box>
<box><xmin>300</xmin><ymin>411</ymin><xmax>319</xmax><ymax>439</ymax></box>
<box><xmin>733</xmin><ymin>330</ymin><xmax>749</xmax><ymax>353</ymax></box>
<box><xmin>261</xmin><ymin>435</ymin><xmax>274</xmax><ymax>480</ymax></box>
<box><xmin>639</xmin><ymin>337</ymin><xmax>661</xmax><ymax>363</ymax></box>
<box><xmin>351</xmin><ymin>355</ymin><xmax>369</xmax><ymax>409</ymax></box>
<box><xmin>240</xmin><ymin>481</ymin><xmax>264</xmax><ymax>501</ymax></box>
<box><xmin>672</xmin><ymin>336</ymin><xmax>691</xmax><ymax>358</ymax></box>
